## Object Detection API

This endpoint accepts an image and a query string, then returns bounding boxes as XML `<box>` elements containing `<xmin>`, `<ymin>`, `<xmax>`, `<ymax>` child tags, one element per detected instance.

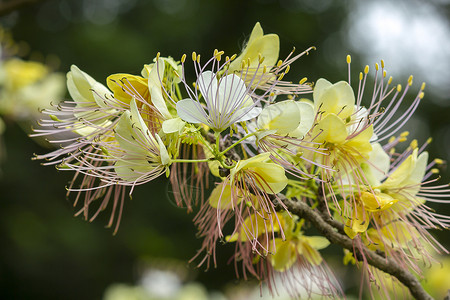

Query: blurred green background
<box><xmin>0</xmin><ymin>0</ymin><xmax>449</xmax><ymax>299</ymax></box>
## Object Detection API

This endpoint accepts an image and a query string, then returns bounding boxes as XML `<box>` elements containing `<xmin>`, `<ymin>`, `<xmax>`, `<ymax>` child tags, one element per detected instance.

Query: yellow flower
<box><xmin>3</xmin><ymin>58</ymin><xmax>48</xmax><ymax>91</ymax></box>
<box><xmin>270</xmin><ymin>215</ymin><xmax>330</xmax><ymax>271</ymax></box>
<box><xmin>228</xmin><ymin>22</ymin><xmax>279</xmax><ymax>84</ymax></box>
<box><xmin>231</xmin><ymin>152</ymin><xmax>288</xmax><ymax>194</ymax></box>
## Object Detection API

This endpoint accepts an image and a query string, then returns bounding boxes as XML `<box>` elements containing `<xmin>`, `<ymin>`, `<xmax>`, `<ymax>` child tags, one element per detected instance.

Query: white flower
<box><xmin>176</xmin><ymin>71</ymin><xmax>261</xmax><ymax>132</ymax></box>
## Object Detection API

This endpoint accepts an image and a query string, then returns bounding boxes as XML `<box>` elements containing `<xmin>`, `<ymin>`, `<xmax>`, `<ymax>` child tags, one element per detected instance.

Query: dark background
<box><xmin>0</xmin><ymin>0</ymin><xmax>449</xmax><ymax>299</ymax></box>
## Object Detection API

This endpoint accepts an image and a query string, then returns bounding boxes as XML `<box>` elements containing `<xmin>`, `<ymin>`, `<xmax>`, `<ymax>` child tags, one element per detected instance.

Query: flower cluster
<box><xmin>33</xmin><ymin>23</ymin><xmax>449</xmax><ymax>298</ymax></box>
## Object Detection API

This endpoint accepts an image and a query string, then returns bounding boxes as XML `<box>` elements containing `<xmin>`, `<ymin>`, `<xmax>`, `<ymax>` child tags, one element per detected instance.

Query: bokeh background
<box><xmin>0</xmin><ymin>0</ymin><xmax>449</xmax><ymax>299</ymax></box>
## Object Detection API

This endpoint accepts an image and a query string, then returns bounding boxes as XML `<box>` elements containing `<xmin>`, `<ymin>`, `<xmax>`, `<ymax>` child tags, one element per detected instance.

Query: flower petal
<box><xmin>257</xmin><ymin>100</ymin><xmax>300</xmax><ymax>135</ymax></box>
<box><xmin>176</xmin><ymin>98</ymin><xmax>208</xmax><ymax>124</ymax></box>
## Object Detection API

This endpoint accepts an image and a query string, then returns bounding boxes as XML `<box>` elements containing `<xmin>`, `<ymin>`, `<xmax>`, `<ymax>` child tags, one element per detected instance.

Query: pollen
<box><xmin>285</xmin><ymin>65</ymin><xmax>290</xmax><ymax>74</ymax></box>
<box><xmin>258</xmin><ymin>52</ymin><xmax>265</xmax><ymax>64</ymax></box>
<box><xmin>400</xmin><ymin>131</ymin><xmax>409</xmax><ymax>138</ymax></box>
<box><xmin>364</xmin><ymin>65</ymin><xmax>369</xmax><ymax>74</ymax></box>
<box><xmin>434</xmin><ymin>158</ymin><xmax>444</xmax><ymax>165</ymax></box>
<box><xmin>408</xmin><ymin>75</ymin><xmax>413</xmax><ymax>86</ymax></box>
<box><xmin>49</xmin><ymin>114</ymin><xmax>61</xmax><ymax>122</ymax></box>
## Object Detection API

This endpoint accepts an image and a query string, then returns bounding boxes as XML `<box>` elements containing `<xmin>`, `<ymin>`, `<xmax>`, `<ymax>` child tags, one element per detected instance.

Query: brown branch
<box><xmin>0</xmin><ymin>0</ymin><xmax>46</xmax><ymax>17</ymax></box>
<box><xmin>279</xmin><ymin>196</ymin><xmax>433</xmax><ymax>300</ymax></box>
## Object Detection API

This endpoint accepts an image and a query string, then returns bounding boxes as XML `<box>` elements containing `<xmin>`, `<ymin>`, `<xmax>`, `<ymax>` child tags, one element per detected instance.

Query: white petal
<box><xmin>176</xmin><ymin>98</ymin><xmax>208</xmax><ymax>124</ymax></box>
<box><xmin>198</xmin><ymin>71</ymin><xmax>217</xmax><ymax>107</ymax></box>
<box><xmin>217</xmin><ymin>74</ymin><xmax>247</xmax><ymax>114</ymax></box>
<box><xmin>234</xmin><ymin>106</ymin><xmax>262</xmax><ymax>123</ymax></box>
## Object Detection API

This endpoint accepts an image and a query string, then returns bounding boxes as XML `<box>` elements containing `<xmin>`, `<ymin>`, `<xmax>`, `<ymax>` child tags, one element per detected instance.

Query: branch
<box><xmin>0</xmin><ymin>0</ymin><xmax>46</xmax><ymax>17</ymax></box>
<box><xmin>279</xmin><ymin>196</ymin><xmax>433</xmax><ymax>300</ymax></box>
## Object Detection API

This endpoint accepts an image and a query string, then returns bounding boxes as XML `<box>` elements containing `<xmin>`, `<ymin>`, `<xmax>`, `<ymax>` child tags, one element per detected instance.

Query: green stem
<box><xmin>175</xmin><ymin>83</ymin><xmax>182</xmax><ymax>100</ymax></box>
<box><xmin>196</xmin><ymin>131</ymin><xmax>215</xmax><ymax>154</ymax></box>
<box><xmin>171</xmin><ymin>158</ymin><xmax>211</xmax><ymax>164</ymax></box>
<box><xmin>219</xmin><ymin>132</ymin><xmax>257</xmax><ymax>156</ymax></box>
<box><xmin>215</xmin><ymin>131</ymin><xmax>221</xmax><ymax>152</ymax></box>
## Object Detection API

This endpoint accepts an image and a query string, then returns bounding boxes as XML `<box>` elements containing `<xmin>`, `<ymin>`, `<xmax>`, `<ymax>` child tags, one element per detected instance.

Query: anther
<box><xmin>408</xmin><ymin>75</ymin><xmax>413</xmax><ymax>86</ymax></box>
<box><xmin>299</xmin><ymin>77</ymin><xmax>307</xmax><ymax>84</ymax></box>
<box><xmin>364</xmin><ymin>65</ymin><xmax>369</xmax><ymax>74</ymax></box>
<box><xmin>434</xmin><ymin>158</ymin><xmax>444</xmax><ymax>165</ymax></box>
<box><xmin>346</xmin><ymin>55</ymin><xmax>351</xmax><ymax>64</ymax></box>
<box><xmin>181</xmin><ymin>54</ymin><xmax>186</xmax><ymax>63</ymax></box>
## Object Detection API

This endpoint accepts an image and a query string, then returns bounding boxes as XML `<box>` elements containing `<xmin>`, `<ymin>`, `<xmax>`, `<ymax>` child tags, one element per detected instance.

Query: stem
<box><xmin>215</xmin><ymin>131</ymin><xmax>221</xmax><ymax>152</ymax></box>
<box><xmin>171</xmin><ymin>158</ymin><xmax>211</xmax><ymax>164</ymax></box>
<box><xmin>196</xmin><ymin>131</ymin><xmax>215</xmax><ymax>154</ymax></box>
<box><xmin>175</xmin><ymin>83</ymin><xmax>183</xmax><ymax>100</ymax></box>
<box><xmin>219</xmin><ymin>132</ymin><xmax>257</xmax><ymax>156</ymax></box>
